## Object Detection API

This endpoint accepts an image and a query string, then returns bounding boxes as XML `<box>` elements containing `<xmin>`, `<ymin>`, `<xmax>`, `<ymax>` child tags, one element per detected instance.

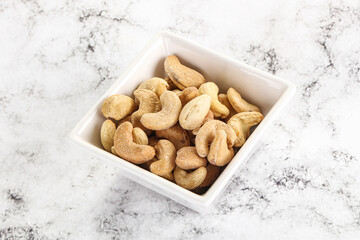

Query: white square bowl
<box><xmin>69</xmin><ymin>31</ymin><xmax>295</xmax><ymax>212</ymax></box>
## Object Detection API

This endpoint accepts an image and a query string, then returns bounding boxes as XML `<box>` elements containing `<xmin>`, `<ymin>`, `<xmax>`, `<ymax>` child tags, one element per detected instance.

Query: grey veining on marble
<box><xmin>1</xmin><ymin>0</ymin><xmax>360</xmax><ymax>239</ymax></box>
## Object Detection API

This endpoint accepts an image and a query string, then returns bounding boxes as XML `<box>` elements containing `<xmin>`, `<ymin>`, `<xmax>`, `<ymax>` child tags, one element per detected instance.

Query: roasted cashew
<box><xmin>132</xmin><ymin>127</ymin><xmax>148</xmax><ymax>145</ymax></box>
<box><xmin>178</xmin><ymin>87</ymin><xmax>199</xmax><ymax>105</ymax></box>
<box><xmin>198</xmin><ymin>82</ymin><xmax>229</xmax><ymax>118</ymax></box>
<box><xmin>227</xmin><ymin>87</ymin><xmax>260</xmax><ymax>113</ymax></box>
<box><xmin>100</xmin><ymin>119</ymin><xmax>116</xmax><ymax>152</ymax></box>
<box><xmin>207</xmin><ymin>130</ymin><xmax>234</xmax><ymax>166</ymax></box>
<box><xmin>140</xmin><ymin>157</ymin><xmax>156</xmax><ymax>171</ymax></box>
<box><xmin>192</xmin><ymin>110</ymin><xmax>214</xmax><ymax>135</ymax></box>
<box><xmin>198</xmin><ymin>164</ymin><xmax>221</xmax><ymax>188</ymax></box>
<box><xmin>113</xmin><ymin>122</ymin><xmax>155</xmax><ymax>164</ymax></box>
<box><xmin>131</xmin><ymin>89</ymin><xmax>161</xmax><ymax>130</ymax></box>
<box><xmin>195</xmin><ymin>120</ymin><xmax>236</xmax><ymax>158</ymax></box>
<box><xmin>150</xmin><ymin>140</ymin><xmax>176</xmax><ymax>176</ymax></box>
<box><xmin>174</xmin><ymin>166</ymin><xmax>207</xmax><ymax>190</ymax></box>
<box><xmin>218</xmin><ymin>94</ymin><xmax>237</xmax><ymax>121</ymax></box>
<box><xmin>175</xmin><ymin>146</ymin><xmax>207</xmax><ymax>170</ymax></box>
<box><xmin>141</xmin><ymin>91</ymin><xmax>182</xmax><ymax>130</ymax></box>
<box><xmin>164</xmin><ymin>55</ymin><xmax>206</xmax><ymax>90</ymax></box>
<box><xmin>155</xmin><ymin>124</ymin><xmax>190</xmax><ymax>150</ymax></box>
<box><xmin>137</xmin><ymin>77</ymin><xmax>169</xmax><ymax>98</ymax></box>
<box><xmin>227</xmin><ymin>112</ymin><xmax>264</xmax><ymax>147</ymax></box>
<box><xmin>179</xmin><ymin>94</ymin><xmax>212</xmax><ymax>130</ymax></box>
<box><xmin>101</xmin><ymin>95</ymin><xmax>137</xmax><ymax>120</ymax></box>
<box><xmin>161</xmin><ymin>171</ymin><xmax>174</xmax><ymax>182</ymax></box>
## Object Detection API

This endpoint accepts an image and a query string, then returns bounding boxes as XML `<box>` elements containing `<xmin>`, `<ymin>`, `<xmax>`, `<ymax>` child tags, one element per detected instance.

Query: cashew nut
<box><xmin>227</xmin><ymin>112</ymin><xmax>264</xmax><ymax>147</ymax></box>
<box><xmin>164</xmin><ymin>55</ymin><xmax>206</xmax><ymax>90</ymax></box>
<box><xmin>227</xmin><ymin>87</ymin><xmax>260</xmax><ymax>113</ymax></box>
<box><xmin>179</xmin><ymin>94</ymin><xmax>212</xmax><ymax>130</ymax></box>
<box><xmin>155</xmin><ymin>124</ymin><xmax>190</xmax><ymax>150</ymax></box>
<box><xmin>218</xmin><ymin>94</ymin><xmax>237</xmax><ymax>121</ymax></box>
<box><xmin>207</xmin><ymin>130</ymin><xmax>234</xmax><ymax>166</ymax></box>
<box><xmin>198</xmin><ymin>164</ymin><xmax>221</xmax><ymax>188</ymax></box>
<box><xmin>101</xmin><ymin>95</ymin><xmax>137</xmax><ymax>120</ymax></box>
<box><xmin>113</xmin><ymin>122</ymin><xmax>155</xmax><ymax>164</ymax></box>
<box><xmin>137</xmin><ymin>77</ymin><xmax>169</xmax><ymax>98</ymax></box>
<box><xmin>198</xmin><ymin>82</ymin><xmax>229</xmax><ymax>118</ymax></box>
<box><xmin>100</xmin><ymin>119</ymin><xmax>116</xmax><ymax>152</ymax></box>
<box><xmin>192</xmin><ymin>110</ymin><xmax>214</xmax><ymax>135</ymax></box>
<box><xmin>150</xmin><ymin>140</ymin><xmax>176</xmax><ymax>176</ymax></box>
<box><xmin>131</xmin><ymin>89</ymin><xmax>161</xmax><ymax>130</ymax></box>
<box><xmin>140</xmin><ymin>157</ymin><xmax>156</xmax><ymax>171</ymax></box>
<box><xmin>195</xmin><ymin>120</ymin><xmax>236</xmax><ymax>158</ymax></box>
<box><xmin>175</xmin><ymin>146</ymin><xmax>207</xmax><ymax>170</ymax></box>
<box><xmin>161</xmin><ymin>172</ymin><xmax>174</xmax><ymax>182</ymax></box>
<box><xmin>111</xmin><ymin>146</ymin><xmax>118</xmax><ymax>156</ymax></box>
<box><xmin>178</xmin><ymin>87</ymin><xmax>199</xmax><ymax>105</ymax></box>
<box><xmin>141</xmin><ymin>91</ymin><xmax>182</xmax><ymax>130</ymax></box>
<box><xmin>132</xmin><ymin>127</ymin><xmax>148</xmax><ymax>145</ymax></box>
<box><xmin>174</xmin><ymin>166</ymin><xmax>207</xmax><ymax>190</ymax></box>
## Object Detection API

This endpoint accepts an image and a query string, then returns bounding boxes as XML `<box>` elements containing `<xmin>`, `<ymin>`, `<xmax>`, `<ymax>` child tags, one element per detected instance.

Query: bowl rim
<box><xmin>69</xmin><ymin>31</ymin><xmax>296</xmax><ymax>210</ymax></box>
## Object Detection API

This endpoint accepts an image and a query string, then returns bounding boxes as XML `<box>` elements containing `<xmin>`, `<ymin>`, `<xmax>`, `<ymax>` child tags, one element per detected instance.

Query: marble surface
<box><xmin>1</xmin><ymin>0</ymin><xmax>360</xmax><ymax>239</ymax></box>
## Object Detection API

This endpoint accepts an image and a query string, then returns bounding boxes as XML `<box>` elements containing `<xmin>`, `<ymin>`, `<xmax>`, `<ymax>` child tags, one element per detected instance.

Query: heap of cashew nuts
<box><xmin>100</xmin><ymin>55</ymin><xmax>264</xmax><ymax>192</ymax></box>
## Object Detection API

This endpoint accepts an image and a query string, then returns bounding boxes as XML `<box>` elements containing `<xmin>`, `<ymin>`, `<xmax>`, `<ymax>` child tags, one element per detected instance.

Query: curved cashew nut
<box><xmin>101</xmin><ymin>95</ymin><xmax>137</xmax><ymax>120</ymax></box>
<box><xmin>113</xmin><ymin>122</ymin><xmax>155</xmax><ymax>164</ymax></box>
<box><xmin>141</xmin><ymin>91</ymin><xmax>182</xmax><ymax>130</ymax></box>
<box><xmin>155</xmin><ymin>123</ymin><xmax>190</xmax><ymax>150</ymax></box>
<box><xmin>164</xmin><ymin>55</ymin><xmax>206</xmax><ymax>90</ymax></box>
<box><xmin>174</xmin><ymin>166</ymin><xmax>207</xmax><ymax>190</ymax></box>
<box><xmin>218</xmin><ymin>94</ymin><xmax>237</xmax><ymax>121</ymax></box>
<box><xmin>178</xmin><ymin>87</ymin><xmax>199</xmax><ymax>105</ymax></box>
<box><xmin>179</xmin><ymin>94</ymin><xmax>212</xmax><ymax>130</ymax></box>
<box><xmin>100</xmin><ymin>119</ymin><xmax>116</xmax><ymax>152</ymax></box>
<box><xmin>227</xmin><ymin>87</ymin><xmax>261</xmax><ymax>113</ymax></box>
<box><xmin>207</xmin><ymin>130</ymin><xmax>234</xmax><ymax>166</ymax></box>
<box><xmin>227</xmin><ymin>112</ymin><xmax>264</xmax><ymax>147</ymax></box>
<box><xmin>195</xmin><ymin>120</ymin><xmax>236</xmax><ymax>157</ymax></box>
<box><xmin>199</xmin><ymin>82</ymin><xmax>229</xmax><ymax>118</ymax></box>
<box><xmin>131</xmin><ymin>89</ymin><xmax>161</xmax><ymax>130</ymax></box>
<box><xmin>198</xmin><ymin>164</ymin><xmax>221</xmax><ymax>188</ymax></box>
<box><xmin>137</xmin><ymin>77</ymin><xmax>169</xmax><ymax>98</ymax></box>
<box><xmin>150</xmin><ymin>139</ymin><xmax>176</xmax><ymax>176</ymax></box>
<box><xmin>176</xmin><ymin>146</ymin><xmax>207</xmax><ymax>170</ymax></box>
<box><xmin>192</xmin><ymin>110</ymin><xmax>214</xmax><ymax>135</ymax></box>
<box><xmin>132</xmin><ymin>127</ymin><xmax>148</xmax><ymax>145</ymax></box>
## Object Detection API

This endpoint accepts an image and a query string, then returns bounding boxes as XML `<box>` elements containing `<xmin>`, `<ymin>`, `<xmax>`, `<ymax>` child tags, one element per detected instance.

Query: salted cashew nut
<box><xmin>100</xmin><ymin>119</ymin><xmax>116</xmax><ymax>152</ymax></box>
<box><xmin>195</xmin><ymin>120</ymin><xmax>236</xmax><ymax>158</ymax></box>
<box><xmin>175</xmin><ymin>146</ymin><xmax>207</xmax><ymax>170</ymax></box>
<box><xmin>161</xmin><ymin>172</ymin><xmax>174</xmax><ymax>182</ymax></box>
<box><xmin>111</xmin><ymin>146</ymin><xmax>118</xmax><ymax>156</ymax></box>
<box><xmin>141</xmin><ymin>91</ymin><xmax>182</xmax><ymax>130</ymax></box>
<box><xmin>178</xmin><ymin>87</ymin><xmax>199</xmax><ymax>105</ymax></box>
<box><xmin>137</xmin><ymin>77</ymin><xmax>169</xmax><ymax>98</ymax></box>
<box><xmin>174</xmin><ymin>166</ymin><xmax>207</xmax><ymax>190</ymax></box>
<box><xmin>227</xmin><ymin>87</ymin><xmax>260</xmax><ymax>113</ymax></box>
<box><xmin>131</xmin><ymin>89</ymin><xmax>161</xmax><ymax>130</ymax></box>
<box><xmin>198</xmin><ymin>164</ymin><xmax>221</xmax><ymax>188</ymax></box>
<box><xmin>150</xmin><ymin>140</ymin><xmax>176</xmax><ymax>176</ymax></box>
<box><xmin>113</xmin><ymin>122</ymin><xmax>155</xmax><ymax>164</ymax></box>
<box><xmin>101</xmin><ymin>95</ymin><xmax>136</xmax><ymax>120</ymax></box>
<box><xmin>155</xmin><ymin>124</ymin><xmax>190</xmax><ymax>150</ymax></box>
<box><xmin>227</xmin><ymin>112</ymin><xmax>264</xmax><ymax>147</ymax></box>
<box><xmin>132</xmin><ymin>127</ymin><xmax>148</xmax><ymax>145</ymax></box>
<box><xmin>164</xmin><ymin>55</ymin><xmax>206</xmax><ymax>90</ymax></box>
<box><xmin>192</xmin><ymin>110</ymin><xmax>214</xmax><ymax>135</ymax></box>
<box><xmin>207</xmin><ymin>130</ymin><xmax>234</xmax><ymax>166</ymax></box>
<box><xmin>172</xmin><ymin>89</ymin><xmax>182</xmax><ymax>95</ymax></box>
<box><xmin>179</xmin><ymin>94</ymin><xmax>212</xmax><ymax>130</ymax></box>
<box><xmin>218</xmin><ymin>94</ymin><xmax>237</xmax><ymax>121</ymax></box>
<box><xmin>198</xmin><ymin>82</ymin><xmax>229</xmax><ymax>118</ymax></box>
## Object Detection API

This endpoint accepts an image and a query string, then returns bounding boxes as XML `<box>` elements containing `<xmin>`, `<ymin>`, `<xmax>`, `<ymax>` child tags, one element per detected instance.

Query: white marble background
<box><xmin>1</xmin><ymin>0</ymin><xmax>360</xmax><ymax>239</ymax></box>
